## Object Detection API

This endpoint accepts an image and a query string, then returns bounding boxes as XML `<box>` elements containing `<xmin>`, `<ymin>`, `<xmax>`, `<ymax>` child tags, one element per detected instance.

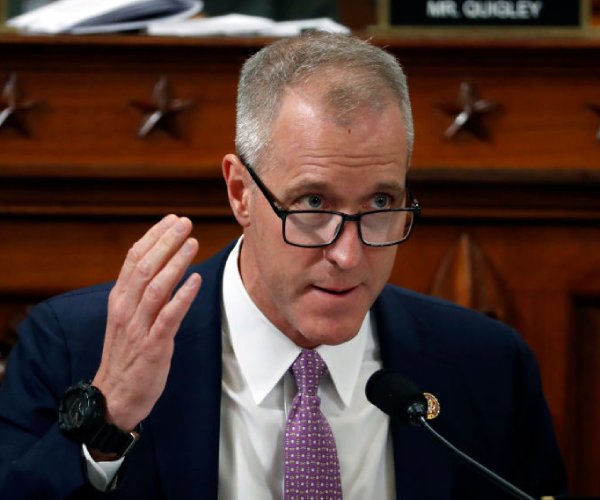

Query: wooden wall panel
<box><xmin>569</xmin><ymin>300</ymin><xmax>600</xmax><ymax>495</ymax></box>
<box><xmin>0</xmin><ymin>217</ymin><xmax>242</xmax><ymax>293</ymax></box>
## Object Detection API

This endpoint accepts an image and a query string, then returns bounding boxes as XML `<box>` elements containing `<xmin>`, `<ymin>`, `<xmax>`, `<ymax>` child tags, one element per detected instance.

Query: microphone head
<box><xmin>366</xmin><ymin>369</ymin><xmax>428</xmax><ymax>426</ymax></box>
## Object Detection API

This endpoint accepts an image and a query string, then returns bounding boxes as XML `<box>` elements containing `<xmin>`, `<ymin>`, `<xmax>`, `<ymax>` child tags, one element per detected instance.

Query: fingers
<box><xmin>111</xmin><ymin>216</ymin><xmax>194</xmax><ymax>326</ymax></box>
<box><xmin>115</xmin><ymin>214</ymin><xmax>177</xmax><ymax>286</ymax></box>
<box><xmin>133</xmin><ymin>236</ymin><xmax>200</xmax><ymax>335</ymax></box>
<box><xmin>150</xmin><ymin>272</ymin><xmax>202</xmax><ymax>343</ymax></box>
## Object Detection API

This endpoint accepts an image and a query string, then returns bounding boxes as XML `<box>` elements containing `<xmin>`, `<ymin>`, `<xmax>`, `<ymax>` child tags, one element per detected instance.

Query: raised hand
<box><xmin>92</xmin><ymin>215</ymin><xmax>201</xmax><ymax>432</ymax></box>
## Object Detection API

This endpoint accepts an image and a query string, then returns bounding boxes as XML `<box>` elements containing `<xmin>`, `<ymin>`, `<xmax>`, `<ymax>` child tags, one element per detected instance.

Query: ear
<box><xmin>222</xmin><ymin>153</ymin><xmax>252</xmax><ymax>227</ymax></box>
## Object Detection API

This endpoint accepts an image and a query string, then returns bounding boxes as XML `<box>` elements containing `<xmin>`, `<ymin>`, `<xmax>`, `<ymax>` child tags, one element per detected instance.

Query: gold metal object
<box><xmin>424</xmin><ymin>392</ymin><xmax>441</xmax><ymax>420</ymax></box>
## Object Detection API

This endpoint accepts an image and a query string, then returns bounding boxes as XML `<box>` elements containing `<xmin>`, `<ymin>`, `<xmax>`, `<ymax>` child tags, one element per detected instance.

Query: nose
<box><xmin>323</xmin><ymin>220</ymin><xmax>363</xmax><ymax>269</ymax></box>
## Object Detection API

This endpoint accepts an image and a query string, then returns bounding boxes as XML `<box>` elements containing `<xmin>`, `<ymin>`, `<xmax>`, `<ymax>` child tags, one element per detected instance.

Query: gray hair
<box><xmin>235</xmin><ymin>32</ymin><xmax>414</xmax><ymax>171</ymax></box>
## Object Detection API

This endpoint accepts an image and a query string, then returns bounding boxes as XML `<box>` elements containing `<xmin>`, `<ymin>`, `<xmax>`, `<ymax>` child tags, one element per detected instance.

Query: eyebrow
<box><xmin>371</xmin><ymin>181</ymin><xmax>406</xmax><ymax>196</ymax></box>
<box><xmin>282</xmin><ymin>180</ymin><xmax>330</xmax><ymax>201</ymax></box>
<box><xmin>281</xmin><ymin>179</ymin><xmax>406</xmax><ymax>205</ymax></box>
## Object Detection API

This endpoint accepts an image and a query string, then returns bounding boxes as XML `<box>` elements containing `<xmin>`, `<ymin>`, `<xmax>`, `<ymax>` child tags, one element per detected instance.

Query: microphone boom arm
<box><xmin>418</xmin><ymin>416</ymin><xmax>535</xmax><ymax>500</ymax></box>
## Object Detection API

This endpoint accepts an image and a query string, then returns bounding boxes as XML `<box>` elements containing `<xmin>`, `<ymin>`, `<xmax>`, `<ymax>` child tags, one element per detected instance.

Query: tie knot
<box><xmin>290</xmin><ymin>350</ymin><xmax>327</xmax><ymax>397</ymax></box>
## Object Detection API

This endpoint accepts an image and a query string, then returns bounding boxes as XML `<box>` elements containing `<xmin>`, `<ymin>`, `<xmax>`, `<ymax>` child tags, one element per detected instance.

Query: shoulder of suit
<box><xmin>378</xmin><ymin>284</ymin><xmax>520</xmax><ymax>344</ymax></box>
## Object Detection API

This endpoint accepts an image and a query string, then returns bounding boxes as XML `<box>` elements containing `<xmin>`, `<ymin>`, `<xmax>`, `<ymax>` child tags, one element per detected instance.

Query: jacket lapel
<box><xmin>373</xmin><ymin>287</ymin><xmax>454</xmax><ymax>500</ymax></box>
<box><xmin>147</xmin><ymin>245</ymin><xmax>233</xmax><ymax>500</ymax></box>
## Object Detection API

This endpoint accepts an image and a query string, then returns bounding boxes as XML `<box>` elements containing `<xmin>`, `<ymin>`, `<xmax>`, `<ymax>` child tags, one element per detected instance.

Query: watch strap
<box><xmin>87</xmin><ymin>421</ymin><xmax>142</xmax><ymax>457</ymax></box>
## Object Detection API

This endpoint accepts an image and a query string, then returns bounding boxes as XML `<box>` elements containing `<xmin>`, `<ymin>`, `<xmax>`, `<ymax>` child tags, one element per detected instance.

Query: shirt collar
<box><xmin>222</xmin><ymin>237</ymin><xmax>370</xmax><ymax>407</ymax></box>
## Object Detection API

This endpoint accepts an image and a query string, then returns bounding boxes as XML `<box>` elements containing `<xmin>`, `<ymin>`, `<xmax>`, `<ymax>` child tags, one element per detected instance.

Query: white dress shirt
<box><xmin>87</xmin><ymin>238</ymin><xmax>395</xmax><ymax>498</ymax></box>
<box><xmin>218</xmin><ymin>239</ymin><xmax>395</xmax><ymax>499</ymax></box>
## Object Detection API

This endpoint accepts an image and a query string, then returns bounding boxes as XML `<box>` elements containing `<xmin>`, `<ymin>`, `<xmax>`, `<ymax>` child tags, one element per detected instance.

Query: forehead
<box><xmin>263</xmin><ymin>84</ymin><xmax>409</xmax><ymax>189</ymax></box>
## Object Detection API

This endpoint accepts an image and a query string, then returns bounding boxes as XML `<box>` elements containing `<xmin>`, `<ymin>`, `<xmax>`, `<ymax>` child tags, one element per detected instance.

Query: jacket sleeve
<box><xmin>0</xmin><ymin>300</ymin><xmax>90</xmax><ymax>499</ymax></box>
<box><xmin>507</xmin><ymin>333</ymin><xmax>568</xmax><ymax>498</ymax></box>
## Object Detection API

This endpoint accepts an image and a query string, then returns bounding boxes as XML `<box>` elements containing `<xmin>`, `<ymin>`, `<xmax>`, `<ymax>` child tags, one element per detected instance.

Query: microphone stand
<box><xmin>418</xmin><ymin>416</ymin><xmax>536</xmax><ymax>500</ymax></box>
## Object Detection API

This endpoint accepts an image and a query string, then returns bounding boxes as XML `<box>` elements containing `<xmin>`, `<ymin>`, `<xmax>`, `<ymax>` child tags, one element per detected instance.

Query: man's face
<box><xmin>238</xmin><ymin>84</ymin><xmax>410</xmax><ymax>348</ymax></box>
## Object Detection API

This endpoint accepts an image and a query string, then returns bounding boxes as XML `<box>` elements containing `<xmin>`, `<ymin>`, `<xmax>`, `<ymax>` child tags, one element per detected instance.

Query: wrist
<box><xmin>91</xmin><ymin>376</ymin><xmax>137</xmax><ymax>432</ymax></box>
<box><xmin>59</xmin><ymin>380</ymin><xmax>142</xmax><ymax>458</ymax></box>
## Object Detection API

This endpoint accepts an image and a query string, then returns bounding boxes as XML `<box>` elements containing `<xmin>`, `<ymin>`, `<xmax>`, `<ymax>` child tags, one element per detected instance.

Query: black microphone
<box><xmin>366</xmin><ymin>369</ymin><xmax>536</xmax><ymax>500</ymax></box>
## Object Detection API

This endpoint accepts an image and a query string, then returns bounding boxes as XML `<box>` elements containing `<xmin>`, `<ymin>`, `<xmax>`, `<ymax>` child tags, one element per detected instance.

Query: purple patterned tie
<box><xmin>284</xmin><ymin>349</ymin><xmax>343</xmax><ymax>499</ymax></box>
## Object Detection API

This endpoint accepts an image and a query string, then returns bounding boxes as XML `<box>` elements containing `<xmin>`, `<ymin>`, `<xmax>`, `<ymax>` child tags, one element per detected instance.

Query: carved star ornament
<box><xmin>588</xmin><ymin>102</ymin><xmax>600</xmax><ymax>141</ymax></box>
<box><xmin>130</xmin><ymin>76</ymin><xmax>195</xmax><ymax>139</ymax></box>
<box><xmin>436</xmin><ymin>81</ymin><xmax>499</xmax><ymax>140</ymax></box>
<box><xmin>0</xmin><ymin>73</ymin><xmax>38</xmax><ymax>137</ymax></box>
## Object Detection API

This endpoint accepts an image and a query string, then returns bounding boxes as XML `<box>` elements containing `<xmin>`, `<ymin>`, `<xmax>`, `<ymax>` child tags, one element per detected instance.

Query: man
<box><xmin>0</xmin><ymin>33</ymin><xmax>566</xmax><ymax>499</ymax></box>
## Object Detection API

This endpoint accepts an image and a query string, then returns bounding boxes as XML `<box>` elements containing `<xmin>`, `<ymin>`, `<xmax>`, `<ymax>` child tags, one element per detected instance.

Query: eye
<box><xmin>371</xmin><ymin>193</ymin><xmax>392</xmax><ymax>210</ymax></box>
<box><xmin>300</xmin><ymin>194</ymin><xmax>324</xmax><ymax>210</ymax></box>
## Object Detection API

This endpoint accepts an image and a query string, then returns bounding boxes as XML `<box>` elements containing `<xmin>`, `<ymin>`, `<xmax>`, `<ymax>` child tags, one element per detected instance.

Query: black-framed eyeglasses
<box><xmin>242</xmin><ymin>160</ymin><xmax>421</xmax><ymax>248</ymax></box>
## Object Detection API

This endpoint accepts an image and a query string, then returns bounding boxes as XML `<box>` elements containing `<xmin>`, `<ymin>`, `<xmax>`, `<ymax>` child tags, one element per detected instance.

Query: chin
<box><xmin>296</xmin><ymin>318</ymin><xmax>363</xmax><ymax>347</ymax></box>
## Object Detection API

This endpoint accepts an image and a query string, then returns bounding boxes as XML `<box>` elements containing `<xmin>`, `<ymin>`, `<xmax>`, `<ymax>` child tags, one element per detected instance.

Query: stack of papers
<box><xmin>7</xmin><ymin>0</ymin><xmax>203</xmax><ymax>34</ymax></box>
<box><xmin>147</xmin><ymin>14</ymin><xmax>350</xmax><ymax>37</ymax></box>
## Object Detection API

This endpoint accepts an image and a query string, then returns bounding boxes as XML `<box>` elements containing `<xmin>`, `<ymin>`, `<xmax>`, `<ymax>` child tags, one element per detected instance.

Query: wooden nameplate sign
<box><xmin>371</xmin><ymin>0</ymin><xmax>593</xmax><ymax>34</ymax></box>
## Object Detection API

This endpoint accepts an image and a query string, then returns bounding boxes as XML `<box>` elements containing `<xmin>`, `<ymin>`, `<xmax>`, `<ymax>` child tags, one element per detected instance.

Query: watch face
<box><xmin>67</xmin><ymin>392</ymin><xmax>93</xmax><ymax>427</ymax></box>
<box><xmin>58</xmin><ymin>382</ymin><xmax>104</xmax><ymax>436</ymax></box>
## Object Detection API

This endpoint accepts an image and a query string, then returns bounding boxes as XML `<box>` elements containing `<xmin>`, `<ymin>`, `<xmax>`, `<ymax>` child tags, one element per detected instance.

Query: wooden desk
<box><xmin>1</xmin><ymin>34</ymin><xmax>599</xmax><ymax>495</ymax></box>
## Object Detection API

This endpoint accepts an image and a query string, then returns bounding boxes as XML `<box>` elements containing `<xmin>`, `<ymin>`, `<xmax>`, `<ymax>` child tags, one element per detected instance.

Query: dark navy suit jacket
<box><xmin>0</xmin><ymin>244</ymin><xmax>567</xmax><ymax>499</ymax></box>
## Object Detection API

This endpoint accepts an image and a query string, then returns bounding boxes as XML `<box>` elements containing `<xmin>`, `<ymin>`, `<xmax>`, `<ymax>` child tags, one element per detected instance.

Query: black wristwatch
<box><xmin>58</xmin><ymin>380</ymin><xmax>141</xmax><ymax>457</ymax></box>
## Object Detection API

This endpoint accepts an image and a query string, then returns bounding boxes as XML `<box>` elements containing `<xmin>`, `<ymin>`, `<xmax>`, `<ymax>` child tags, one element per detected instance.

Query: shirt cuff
<box><xmin>82</xmin><ymin>444</ymin><xmax>125</xmax><ymax>491</ymax></box>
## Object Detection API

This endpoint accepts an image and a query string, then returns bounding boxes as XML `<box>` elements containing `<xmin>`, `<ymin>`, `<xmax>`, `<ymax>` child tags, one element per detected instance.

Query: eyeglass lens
<box><xmin>284</xmin><ymin>210</ymin><xmax>414</xmax><ymax>247</ymax></box>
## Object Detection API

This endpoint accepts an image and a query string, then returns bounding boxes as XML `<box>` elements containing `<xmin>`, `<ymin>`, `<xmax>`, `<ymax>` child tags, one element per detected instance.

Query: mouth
<box><xmin>313</xmin><ymin>285</ymin><xmax>357</xmax><ymax>296</ymax></box>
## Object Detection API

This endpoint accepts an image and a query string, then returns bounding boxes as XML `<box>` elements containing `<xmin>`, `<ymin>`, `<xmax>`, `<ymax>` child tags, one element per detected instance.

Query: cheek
<box><xmin>252</xmin><ymin>230</ymin><xmax>317</xmax><ymax>295</ymax></box>
<box><xmin>368</xmin><ymin>249</ymin><xmax>397</xmax><ymax>286</ymax></box>
<box><xmin>269</xmin><ymin>247</ymin><xmax>319</xmax><ymax>286</ymax></box>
